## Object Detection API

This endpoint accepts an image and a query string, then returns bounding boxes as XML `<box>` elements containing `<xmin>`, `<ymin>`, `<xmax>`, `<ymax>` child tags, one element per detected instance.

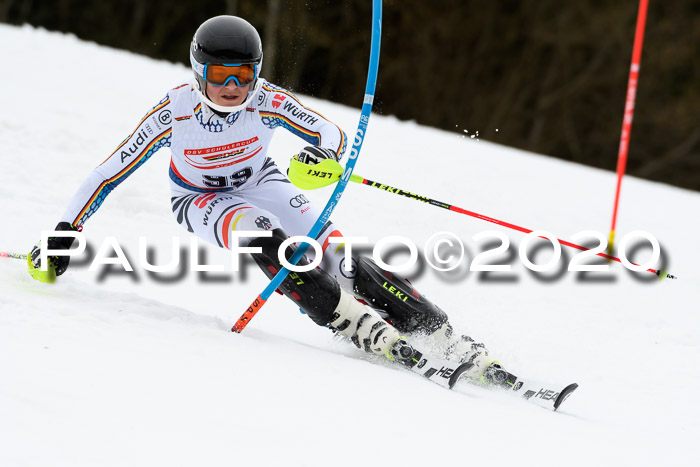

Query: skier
<box><xmin>28</xmin><ymin>15</ymin><xmax>502</xmax><ymax>385</ymax></box>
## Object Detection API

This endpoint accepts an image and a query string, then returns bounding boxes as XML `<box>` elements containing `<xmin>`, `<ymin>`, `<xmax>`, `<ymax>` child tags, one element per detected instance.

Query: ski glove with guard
<box><xmin>28</xmin><ymin>222</ymin><xmax>80</xmax><ymax>283</ymax></box>
<box><xmin>294</xmin><ymin>146</ymin><xmax>339</xmax><ymax>165</ymax></box>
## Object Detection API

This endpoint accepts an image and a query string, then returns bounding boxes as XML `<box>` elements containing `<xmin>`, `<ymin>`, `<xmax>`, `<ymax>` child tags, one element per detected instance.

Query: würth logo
<box><xmin>272</xmin><ymin>94</ymin><xmax>286</xmax><ymax>109</ymax></box>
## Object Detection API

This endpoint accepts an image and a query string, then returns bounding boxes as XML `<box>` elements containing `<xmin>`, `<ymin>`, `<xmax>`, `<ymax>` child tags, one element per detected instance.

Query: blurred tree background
<box><xmin>2</xmin><ymin>0</ymin><xmax>698</xmax><ymax>190</ymax></box>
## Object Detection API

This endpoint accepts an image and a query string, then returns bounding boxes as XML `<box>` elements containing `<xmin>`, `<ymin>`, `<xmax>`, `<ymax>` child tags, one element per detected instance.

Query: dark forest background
<box><xmin>2</xmin><ymin>0</ymin><xmax>698</xmax><ymax>190</ymax></box>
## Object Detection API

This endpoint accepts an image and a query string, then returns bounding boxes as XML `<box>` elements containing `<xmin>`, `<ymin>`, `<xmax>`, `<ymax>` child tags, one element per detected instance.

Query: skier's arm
<box><xmin>27</xmin><ymin>96</ymin><xmax>173</xmax><ymax>281</ymax></box>
<box><xmin>258</xmin><ymin>82</ymin><xmax>347</xmax><ymax>160</ymax></box>
<box><xmin>61</xmin><ymin>96</ymin><xmax>173</xmax><ymax>228</ymax></box>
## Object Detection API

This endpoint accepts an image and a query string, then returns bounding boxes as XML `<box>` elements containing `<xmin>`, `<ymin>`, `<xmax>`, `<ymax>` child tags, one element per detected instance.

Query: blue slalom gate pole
<box><xmin>233</xmin><ymin>0</ymin><xmax>383</xmax><ymax>332</ymax></box>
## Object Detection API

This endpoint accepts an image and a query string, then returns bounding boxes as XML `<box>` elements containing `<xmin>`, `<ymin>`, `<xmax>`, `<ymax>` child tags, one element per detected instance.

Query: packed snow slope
<box><xmin>1</xmin><ymin>25</ymin><xmax>699</xmax><ymax>467</ymax></box>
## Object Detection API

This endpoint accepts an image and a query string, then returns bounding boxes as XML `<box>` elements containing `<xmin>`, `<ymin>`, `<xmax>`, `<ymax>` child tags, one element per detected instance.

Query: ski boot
<box><xmin>425</xmin><ymin>322</ymin><xmax>494</xmax><ymax>382</ymax></box>
<box><xmin>388</xmin><ymin>337</ymin><xmax>477</xmax><ymax>389</ymax></box>
<box><xmin>387</xmin><ymin>338</ymin><xmax>423</xmax><ymax>368</ymax></box>
<box><xmin>481</xmin><ymin>362</ymin><xmax>518</xmax><ymax>389</ymax></box>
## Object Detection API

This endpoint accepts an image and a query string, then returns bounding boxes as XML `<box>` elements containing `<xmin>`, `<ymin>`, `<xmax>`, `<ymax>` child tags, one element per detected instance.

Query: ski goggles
<box><xmin>202</xmin><ymin>63</ymin><xmax>258</xmax><ymax>87</ymax></box>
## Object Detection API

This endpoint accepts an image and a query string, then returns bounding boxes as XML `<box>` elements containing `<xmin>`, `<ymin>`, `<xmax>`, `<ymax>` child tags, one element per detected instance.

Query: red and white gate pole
<box><xmin>608</xmin><ymin>0</ymin><xmax>650</xmax><ymax>256</ymax></box>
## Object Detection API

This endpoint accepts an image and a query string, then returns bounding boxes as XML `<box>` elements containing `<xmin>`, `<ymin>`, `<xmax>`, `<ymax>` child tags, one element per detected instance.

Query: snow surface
<box><xmin>1</xmin><ymin>24</ymin><xmax>699</xmax><ymax>467</ymax></box>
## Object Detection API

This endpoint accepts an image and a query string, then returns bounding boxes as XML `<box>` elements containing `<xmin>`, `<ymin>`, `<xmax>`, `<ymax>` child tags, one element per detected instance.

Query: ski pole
<box><xmin>0</xmin><ymin>252</ymin><xmax>27</xmax><ymax>260</ymax></box>
<box><xmin>2</xmin><ymin>250</ymin><xmax>60</xmax><ymax>283</ymax></box>
<box><xmin>287</xmin><ymin>158</ymin><xmax>676</xmax><ymax>280</ymax></box>
<box><xmin>231</xmin><ymin>0</ymin><xmax>384</xmax><ymax>333</ymax></box>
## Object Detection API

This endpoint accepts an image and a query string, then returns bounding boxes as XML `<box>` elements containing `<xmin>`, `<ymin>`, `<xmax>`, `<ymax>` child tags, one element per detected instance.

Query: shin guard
<box><xmin>248</xmin><ymin>228</ymin><xmax>340</xmax><ymax>326</ymax></box>
<box><xmin>352</xmin><ymin>257</ymin><xmax>448</xmax><ymax>335</ymax></box>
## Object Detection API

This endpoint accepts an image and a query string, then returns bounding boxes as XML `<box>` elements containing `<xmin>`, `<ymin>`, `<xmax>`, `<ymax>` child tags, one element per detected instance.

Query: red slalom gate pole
<box><xmin>608</xmin><ymin>0</ymin><xmax>649</xmax><ymax>256</ymax></box>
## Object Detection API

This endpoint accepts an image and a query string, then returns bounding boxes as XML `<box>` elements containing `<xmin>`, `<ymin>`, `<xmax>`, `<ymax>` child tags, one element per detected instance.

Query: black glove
<box><xmin>30</xmin><ymin>222</ymin><xmax>80</xmax><ymax>277</ymax></box>
<box><xmin>294</xmin><ymin>146</ymin><xmax>339</xmax><ymax>165</ymax></box>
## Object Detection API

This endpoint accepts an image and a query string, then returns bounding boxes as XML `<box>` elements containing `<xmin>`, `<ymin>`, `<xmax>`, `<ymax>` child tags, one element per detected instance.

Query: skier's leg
<box><xmin>351</xmin><ymin>256</ymin><xmax>447</xmax><ymax>333</ymax></box>
<box><xmin>229</xmin><ymin>164</ymin><xmax>495</xmax><ymax>375</ymax></box>
<box><xmin>170</xmin><ymin>188</ymin><xmax>403</xmax><ymax>358</ymax></box>
<box><xmin>237</xmin><ymin>160</ymin><xmax>356</xmax><ymax>289</ymax></box>
<box><xmin>247</xmin><ymin>227</ymin><xmax>404</xmax><ymax>356</ymax></box>
<box><xmin>351</xmin><ymin>256</ymin><xmax>495</xmax><ymax>380</ymax></box>
<box><xmin>244</xmin><ymin>227</ymin><xmax>340</xmax><ymax>326</ymax></box>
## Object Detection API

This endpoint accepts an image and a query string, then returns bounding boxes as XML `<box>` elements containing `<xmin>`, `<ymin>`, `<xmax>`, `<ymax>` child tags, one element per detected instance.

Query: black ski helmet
<box><xmin>190</xmin><ymin>16</ymin><xmax>263</xmax><ymax>109</ymax></box>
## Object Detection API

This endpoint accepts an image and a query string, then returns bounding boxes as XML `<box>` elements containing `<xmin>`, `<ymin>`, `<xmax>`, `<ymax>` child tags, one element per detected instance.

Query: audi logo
<box><xmin>289</xmin><ymin>194</ymin><xmax>310</xmax><ymax>208</ymax></box>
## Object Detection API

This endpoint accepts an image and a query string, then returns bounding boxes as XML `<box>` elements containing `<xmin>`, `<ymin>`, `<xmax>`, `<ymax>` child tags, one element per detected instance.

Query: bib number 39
<box><xmin>202</xmin><ymin>167</ymin><xmax>253</xmax><ymax>188</ymax></box>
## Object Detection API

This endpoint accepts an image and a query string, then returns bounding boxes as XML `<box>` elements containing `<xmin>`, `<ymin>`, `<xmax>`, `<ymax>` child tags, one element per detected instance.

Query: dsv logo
<box><xmin>289</xmin><ymin>194</ymin><xmax>310</xmax><ymax>208</ymax></box>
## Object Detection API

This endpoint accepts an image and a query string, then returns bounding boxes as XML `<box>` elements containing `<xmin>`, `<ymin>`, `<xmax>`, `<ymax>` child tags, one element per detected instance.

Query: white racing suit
<box><xmin>58</xmin><ymin>79</ymin><xmax>489</xmax><ymax>370</ymax></box>
<box><xmin>61</xmin><ymin>80</ymin><xmax>350</xmax><ymax>283</ymax></box>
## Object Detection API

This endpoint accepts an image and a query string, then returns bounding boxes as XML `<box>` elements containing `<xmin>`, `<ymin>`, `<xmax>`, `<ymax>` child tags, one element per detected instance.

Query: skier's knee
<box><xmin>352</xmin><ymin>256</ymin><xmax>448</xmax><ymax>334</ymax></box>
